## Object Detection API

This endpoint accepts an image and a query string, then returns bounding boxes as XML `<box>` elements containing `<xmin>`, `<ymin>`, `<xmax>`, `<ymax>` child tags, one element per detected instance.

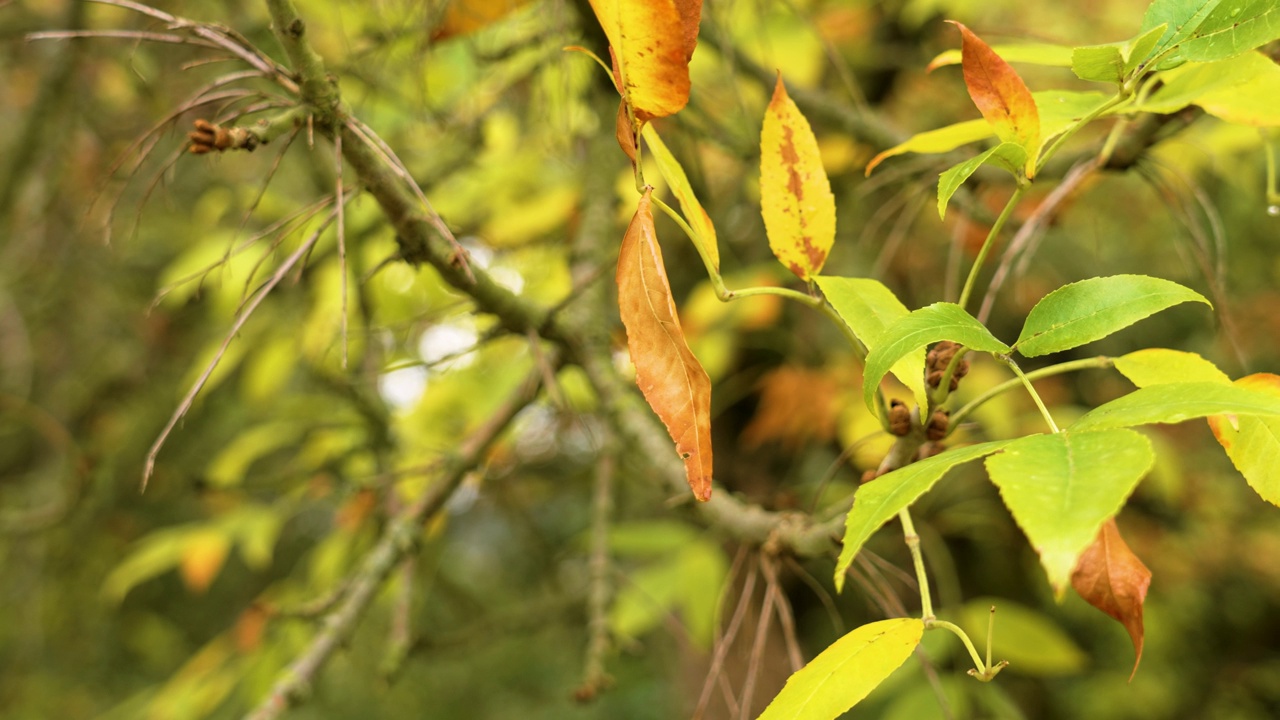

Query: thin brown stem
<box><xmin>694</xmin><ymin>558</ymin><xmax>759</xmax><ymax>720</ymax></box>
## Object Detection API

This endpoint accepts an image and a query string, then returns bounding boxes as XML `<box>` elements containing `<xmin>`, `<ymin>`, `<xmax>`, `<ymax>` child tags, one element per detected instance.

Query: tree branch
<box><xmin>243</xmin><ymin>363</ymin><xmax>551</xmax><ymax>720</ymax></box>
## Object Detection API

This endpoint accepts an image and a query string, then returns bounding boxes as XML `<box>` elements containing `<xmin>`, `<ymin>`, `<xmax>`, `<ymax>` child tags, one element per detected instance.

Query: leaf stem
<box><xmin>1264</xmin><ymin>128</ymin><xmax>1279</xmax><ymax>205</ymax></box>
<box><xmin>947</xmin><ymin>356</ymin><xmax>1112</xmax><ymax>431</ymax></box>
<box><xmin>1002</xmin><ymin>356</ymin><xmax>1060</xmax><ymax>433</ymax></box>
<box><xmin>650</xmin><ymin>193</ymin><xmax>725</xmax><ymax>288</ymax></box>
<box><xmin>648</xmin><ymin>198</ymin><xmax>884</xmax><ymax>422</ymax></box>
<box><xmin>985</xmin><ymin>605</ymin><xmax>995</xmax><ymax>671</ymax></box>
<box><xmin>1035</xmin><ymin>93</ymin><xmax>1131</xmax><ymax>175</ymax></box>
<box><xmin>898</xmin><ymin>508</ymin><xmax>934</xmax><ymax>621</ymax></box>
<box><xmin>958</xmin><ymin>186</ymin><xmax>1026</xmax><ymax>311</ymax></box>
<box><xmin>929</xmin><ymin>619</ymin><xmax>985</xmax><ymax>671</ymax></box>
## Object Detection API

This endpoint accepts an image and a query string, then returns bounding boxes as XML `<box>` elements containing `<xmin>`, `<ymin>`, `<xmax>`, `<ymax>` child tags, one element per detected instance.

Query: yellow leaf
<box><xmin>587</xmin><ymin>0</ymin><xmax>700</xmax><ymax>120</ymax></box>
<box><xmin>642</xmin><ymin>124</ymin><xmax>719</xmax><ymax>270</ymax></box>
<box><xmin>760</xmin><ymin>74</ymin><xmax>836</xmax><ymax>280</ymax></box>
<box><xmin>180</xmin><ymin>530</ymin><xmax>230</xmax><ymax>594</ymax></box>
<box><xmin>616</xmin><ymin>189</ymin><xmax>713</xmax><ymax>501</ymax></box>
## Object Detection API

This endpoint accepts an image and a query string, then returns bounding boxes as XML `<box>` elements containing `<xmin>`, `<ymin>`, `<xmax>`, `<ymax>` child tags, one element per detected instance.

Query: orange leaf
<box><xmin>179</xmin><ymin>530</ymin><xmax>230</xmax><ymax>594</ymax></box>
<box><xmin>234</xmin><ymin>605</ymin><xmax>269</xmax><ymax>653</ymax></box>
<box><xmin>948</xmin><ymin>21</ymin><xmax>1041</xmax><ymax>177</ymax></box>
<box><xmin>1071</xmin><ymin>518</ymin><xmax>1151</xmax><ymax>681</ymax></box>
<box><xmin>759</xmin><ymin>74</ymin><xmax>836</xmax><ymax>281</ymax></box>
<box><xmin>587</xmin><ymin>0</ymin><xmax>700</xmax><ymax>120</ymax></box>
<box><xmin>431</xmin><ymin>0</ymin><xmax>531</xmax><ymax>41</ymax></box>
<box><xmin>741</xmin><ymin>366</ymin><xmax>839</xmax><ymax>451</ymax></box>
<box><xmin>617</xmin><ymin>189</ymin><xmax>713</xmax><ymax>501</ymax></box>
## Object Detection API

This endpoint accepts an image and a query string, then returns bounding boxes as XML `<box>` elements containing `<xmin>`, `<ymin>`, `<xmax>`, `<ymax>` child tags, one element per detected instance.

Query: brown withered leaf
<box><xmin>1071</xmin><ymin>518</ymin><xmax>1151</xmax><ymax>681</ymax></box>
<box><xmin>616</xmin><ymin>98</ymin><xmax>638</xmax><ymax>164</ymax></box>
<box><xmin>741</xmin><ymin>366</ymin><xmax>839</xmax><ymax>451</ymax></box>
<box><xmin>617</xmin><ymin>189</ymin><xmax>713</xmax><ymax>501</ymax></box>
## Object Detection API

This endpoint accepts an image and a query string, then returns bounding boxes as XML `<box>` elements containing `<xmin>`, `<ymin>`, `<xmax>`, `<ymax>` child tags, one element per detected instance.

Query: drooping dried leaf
<box><xmin>948</xmin><ymin>21</ymin><xmax>1041</xmax><ymax>176</ymax></box>
<box><xmin>617</xmin><ymin>189</ymin><xmax>713</xmax><ymax>501</ymax></box>
<box><xmin>616</xmin><ymin>99</ymin><xmax>638</xmax><ymax>163</ymax></box>
<box><xmin>587</xmin><ymin>0</ymin><xmax>699</xmax><ymax>120</ymax></box>
<box><xmin>1071</xmin><ymin>518</ymin><xmax>1151</xmax><ymax>681</ymax></box>
<box><xmin>760</xmin><ymin>74</ymin><xmax>836</xmax><ymax>280</ymax></box>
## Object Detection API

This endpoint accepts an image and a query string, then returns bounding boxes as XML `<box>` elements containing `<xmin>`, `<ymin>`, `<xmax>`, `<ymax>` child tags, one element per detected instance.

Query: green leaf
<box><xmin>985</xmin><ymin>429</ymin><xmax>1154</xmax><ymax>595</ymax></box>
<box><xmin>207</xmin><ymin>423</ymin><xmax>303</xmax><ymax>488</ymax></box>
<box><xmin>1178</xmin><ymin>0</ymin><xmax>1280</xmax><ymax>62</ymax></box>
<box><xmin>102</xmin><ymin>527</ymin><xmax>188</xmax><ymax>602</ymax></box>
<box><xmin>757</xmin><ymin>618</ymin><xmax>924</xmax><ymax>720</ymax></box>
<box><xmin>1072</xmin><ymin>382</ymin><xmax>1280</xmax><ymax>431</ymax></box>
<box><xmin>642</xmin><ymin>124</ymin><xmax>720</xmax><ymax>270</ymax></box>
<box><xmin>1071</xmin><ymin>45</ymin><xmax>1125</xmax><ymax>84</ymax></box>
<box><xmin>607</xmin><ymin>520</ymin><xmax>701</xmax><ymax>556</ymax></box>
<box><xmin>816</xmin><ymin>276</ymin><xmax>928</xmax><ymax>409</ymax></box>
<box><xmin>863</xmin><ymin>303</ymin><xmax>1010</xmax><ymax>413</ymax></box>
<box><xmin>866</xmin><ymin>89</ymin><xmax>1113</xmax><ymax>176</ymax></box>
<box><xmin>1207</xmin><ymin>373</ymin><xmax>1280</xmax><ymax>506</ymax></box>
<box><xmin>938</xmin><ymin>142</ymin><xmax>1028</xmax><ymax>219</ymax></box>
<box><xmin>865</xmin><ymin>119</ymin><xmax>991</xmax><ymax>175</ymax></box>
<box><xmin>1136</xmin><ymin>51</ymin><xmax>1280</xmax><ymax>126</ymax></box>
<box><xmin>1013</xmin><ymin>275</ymin><xmax>1210</xmax><ymax>357</ymax></box>
<box><xmin>224</xmin><ymin>505</ymin><xmax>285</xmax><ymax>571</ymax></box>
<box><xmin>955</xmin><ymin>599</ymin><xmax>1088</xmax><ymax>676</ymax></box>
<box><xmin>1124</xmin><ymin>24</ymin><xmax>1170</xmax><ymax>73</ymax></box>
<box><xmin>1073</xmin><ymin>25</ymin><xmax>1170</xmax><ymax>84</ymax></box>
<box><xmin>834</xmin><ymin>440</ymin><xmax>1016</xmax><ymax>592</ymax></box>
<box><xmin>1114</xmin><ymin>348</ymin><xmax>1231</xmax><ymax>387</ymax></box>
<box><xmin>608</xmin><ymin>538</ymin><xmax>728</xmax><ymax>649</ymax></box>
<box><xmin>1142</xmin><ymin>0</ymin><xmax>1224</xmax><ymax>67</ymax></box>
<box><xmin>881</xmin><ymin>677</ymin><xmax>970</xmax><ymax>720</ymax></box>
<box><xmin>1036</xmin><ymin>90</ymin><xmax>1115</xmax><ymax>144</ymax></box>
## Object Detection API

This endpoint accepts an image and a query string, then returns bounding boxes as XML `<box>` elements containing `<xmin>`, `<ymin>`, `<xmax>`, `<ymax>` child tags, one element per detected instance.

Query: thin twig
<box><xmin>26</xmin><ymin>29</ymin><xmax>219</xmax><ymax>47</ymax></box>
<box><xmin>782</xmin><ymin>556</ymin><xmax>843</xmax><ymax>636</ymax></box>
<box><xmin>977</xmin><ymin>157</ymin><xmax>1101</xmax><ymax>323</ymax></box>
<box><xmin>763</xmin><ymin>558</ymin><xmax>803</xmax><ymax>673</ymax></box>
<box><xmin>142</xmin><ymin>208</ymin><xmax>335</xmax><ymax>489</ymax></box>
<box><xmin>151</xmin><ymin>196</ymin><xmax>332</xmax><ymax>309</ymax></box>
<box><xmin>694</xmin><ymin>557</ymin><xmax>759</xmax><ymax>720</ymax></box>
<box><xmin>243</xmin><ymin>363</ymin><xmax>551</xmax><ymax>720</ymax></box>
<box><xmin>738</xmin><ymin>560</ymin><xmax>778</xmax><ymax>720</ymax></box>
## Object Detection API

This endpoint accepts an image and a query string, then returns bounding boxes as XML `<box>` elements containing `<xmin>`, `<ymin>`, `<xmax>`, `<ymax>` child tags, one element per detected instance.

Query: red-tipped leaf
<box><xmin>948</xmin><ymin>21</ymin><xmax>1041</xmax><ymax>177</ymax></box>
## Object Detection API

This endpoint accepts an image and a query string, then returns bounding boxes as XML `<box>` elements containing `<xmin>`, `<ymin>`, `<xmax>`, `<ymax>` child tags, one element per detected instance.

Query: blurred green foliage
<box><xmin>2</xmin><ymin>0</ymin><xmax>1278</xmax><ymax>719</ymax></box>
